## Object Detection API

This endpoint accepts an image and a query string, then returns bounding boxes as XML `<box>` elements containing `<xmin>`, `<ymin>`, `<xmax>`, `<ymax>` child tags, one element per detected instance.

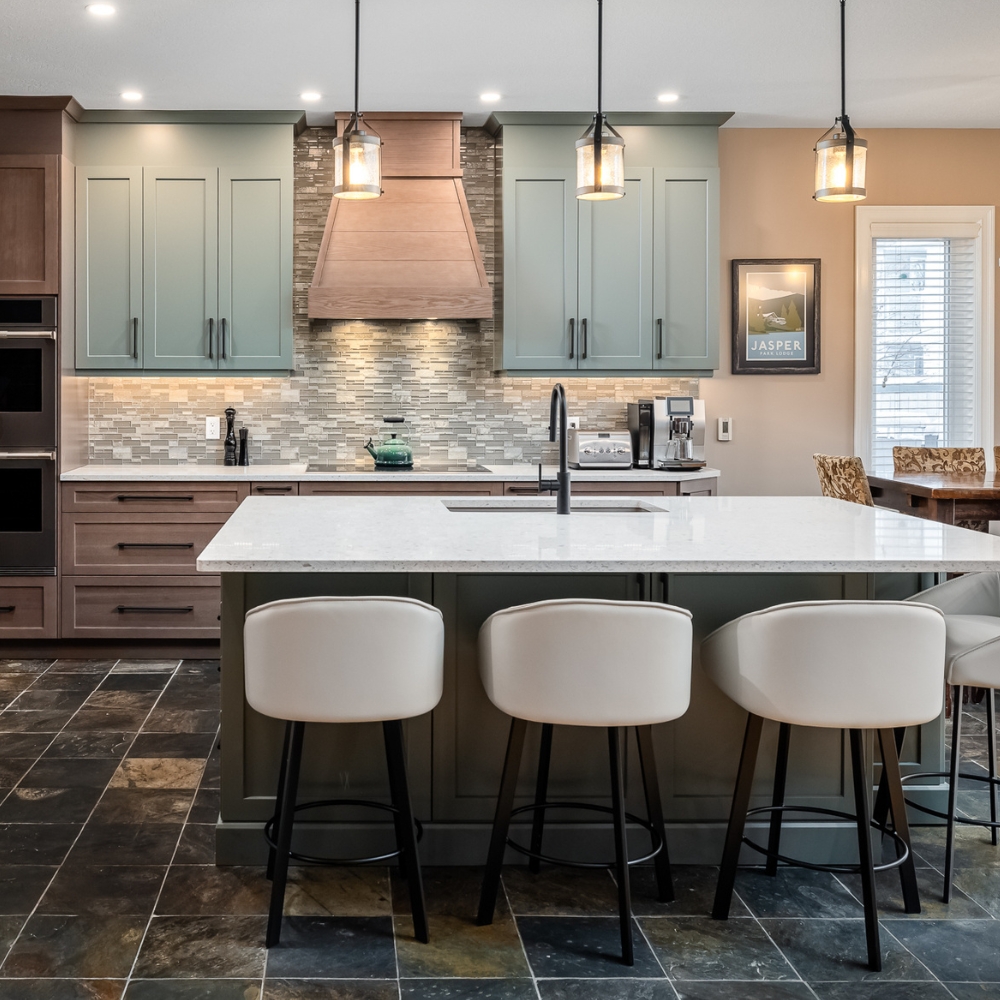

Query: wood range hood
<box><xmin>308</xmin><ymin>112</ymin><xmax>492</xmax><ymax>320</ymax></box>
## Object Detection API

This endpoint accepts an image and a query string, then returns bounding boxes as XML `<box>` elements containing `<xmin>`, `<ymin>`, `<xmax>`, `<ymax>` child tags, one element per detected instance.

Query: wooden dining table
<box><xmin>867</xmin><ymin>471</ymin><xmax>1000</xmax><ymax>528</ymax></box>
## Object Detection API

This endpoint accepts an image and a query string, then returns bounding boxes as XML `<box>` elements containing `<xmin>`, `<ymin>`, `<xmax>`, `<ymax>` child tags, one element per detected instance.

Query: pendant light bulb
<box><xmin>576</xmin><ymin>0</ymin><xmax>625</xmax><ymax>201</ymax></box>
<box><xmin>334</xmin><ymin>0</ymin><xmax>382</xmax><ymax>200</ymax></box>
<box><xmin>814</xmin><ymin>0</ymin><xmax>867</xmax><ymax>203</ymax></box>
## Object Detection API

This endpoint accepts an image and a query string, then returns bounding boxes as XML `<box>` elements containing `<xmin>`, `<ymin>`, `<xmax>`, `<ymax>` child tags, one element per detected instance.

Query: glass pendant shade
<box><xmin>333</xmin><ymin>125</ymin><xmax>381</xmax><ymax>200</ymax></box>
<box><xmin>575</xmin><ymin>117</ymin><xmax>625</xmax><ymax>200</ymax></box>
<box><xmin>813</xmin><ymin>127</ymin><xmax>867</xmax><ymax>202</ymax></box>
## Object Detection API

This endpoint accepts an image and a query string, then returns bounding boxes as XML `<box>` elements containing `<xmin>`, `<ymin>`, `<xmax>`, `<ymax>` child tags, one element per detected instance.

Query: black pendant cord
<box><xmin>839</xmin><ymin>0</ymin><xmax>855</xmax><ymax>189</ymax></box>
<box><xmin>593</xmin><ymin>0</ymin><xmax>604</xmax><ymax>191</ymax></box>
<box><xmin>353</xmin><ymin>0</ymin><xmax>361</xmax><ymax>120</ymax></box>
<box><xmin>839</xmin><ymin>0</ymin><xmax>846</xmax><ymax>123</ymax></box>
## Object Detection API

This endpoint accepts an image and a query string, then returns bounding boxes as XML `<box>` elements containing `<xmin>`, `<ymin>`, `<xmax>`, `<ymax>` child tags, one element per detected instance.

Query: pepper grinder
<box><xmin>238</xmin><ymin>427</ymin><xmax>250</xmax><ymax>466</ymax></box>
<box><xmin>224</xmin><ymin>407</ymin><xmax>237</xmax><ymax>466</ymax></box>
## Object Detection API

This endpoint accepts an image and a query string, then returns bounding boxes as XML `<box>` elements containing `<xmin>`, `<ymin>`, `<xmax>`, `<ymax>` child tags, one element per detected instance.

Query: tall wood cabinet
<box><xmin>0</xmin><ymin>154</ymin><xmax>59</xmax><ymax>294</ymax></box>
<box><xmin>492</xmin><ymin>116</ymin><xmax>724</xmax><ymax>376</ymax></box>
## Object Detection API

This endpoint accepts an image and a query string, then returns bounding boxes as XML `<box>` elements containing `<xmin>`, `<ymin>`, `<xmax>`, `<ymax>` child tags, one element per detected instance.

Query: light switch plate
<box><xmin>717</xmin><ymin>416</ymin><xmax>733</xmax><ymax>441</ymax></box>
<box><xmin>205</xmin><ymin>416</ymin><xmax>220</xmax><ymax>440</ymax></box>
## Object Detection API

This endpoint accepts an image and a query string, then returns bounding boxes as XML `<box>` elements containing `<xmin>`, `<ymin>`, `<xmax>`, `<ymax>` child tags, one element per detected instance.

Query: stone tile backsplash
<box><xmin>87</xmin><ymin>127</ymin><xmax>697</xmax><ymax>467</ymax></box>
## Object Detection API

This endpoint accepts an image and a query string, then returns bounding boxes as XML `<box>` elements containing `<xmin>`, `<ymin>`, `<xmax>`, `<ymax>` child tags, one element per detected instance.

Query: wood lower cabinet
<box><xmin>63</xmin><ymin>480</ymin><xmax>249</xmax><ymax>514</ymax></box>
<box><xmin>0</xmin><ymin>578</ymin><xmax>57</xmax><ymax>639</ymax></box>
<box><xmin>504</xmin><ymin>478</ymin><xmax>717</xmax><ymax>498</ymax></box>
<box><xmin>300</xmin><ymin>481</ymin><xmax>501</xmax><ymax>497</ymax></box>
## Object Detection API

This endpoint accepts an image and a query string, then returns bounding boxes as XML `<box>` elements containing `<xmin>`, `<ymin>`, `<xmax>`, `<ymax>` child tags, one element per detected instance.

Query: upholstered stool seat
<box><xmin>476</xmin><ymin>598</ymin><xmax>693</xmax><ymax>966</ymax></box>
<box><xmin>244</xmin><ymin>596</ymin><xmax>444</xmax><ymax>947</ymax></box>
<box><xmin>701</xmin><ymin>600</ymin><xmax>946</xmax><ymax>972</ymax></box>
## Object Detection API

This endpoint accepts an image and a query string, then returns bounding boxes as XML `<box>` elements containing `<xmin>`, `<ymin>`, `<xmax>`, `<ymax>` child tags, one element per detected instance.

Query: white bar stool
<box><xmin>895</xmin><ymin>572</ymin><xmax>1000</xmax><ymax>901</ymax></box>
<box><xmin>701</xmin><ymin>600</ymin><xmax>946</xmax><ymax>972</ymax></box>
<box><xmin>244</xmin><ymin>595</ymin><xmax>444</xmax><ymax>948</ymax></box>
<box><xmin>475</xmin><ymin>598</ymin><xmax>693</xmax><ymax>966</ymax></box>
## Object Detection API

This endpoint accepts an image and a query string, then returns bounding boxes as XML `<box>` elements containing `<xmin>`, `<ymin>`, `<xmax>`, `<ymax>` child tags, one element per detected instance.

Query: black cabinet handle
<box><xmin>581</xmin><ymin>318</ymin><xmax>588</xmax><ymax>360</ymax></box>
<box><xmin>117</xmin><ymin>494</ymin><xmax>194</xmax><ymax>502</ymax></box>
<box><xmin>116</xmin><ymin>605</ymin><xmax>194</xmax><ymax>614</ymax></box>
<box><xmin>117</xmin><ymin>542</ymin><xmax>195</xmax><ymax>550</ymax></box>
<box><xmin>0</xmin><ymin>606</ymin><xmax>15</xmax><ymax>614</ymax></box>
<box><xmin>208</xmin><ymin>318</ymin><xmax>214</xmax><ymax>360</ymax></box>
<box><xmin>254</xmin><ymin>486</ymin><xmax>293</xmax><ymax>494</ymax></box>
<box><xmin>132</xmin><ymin>317</ymin><xmax>138</xmax><ymax>360</ymax></box>
<box><xmin>636</xmin><ymin>574</ymin><xmax>646</xmax><ymax>601</ymax></box>
<box><xmin>220</xmin><ymin>318</ymin><xmax>227</xmax><ymax>360</ymax></box>
<box><xmin>568</xmin><ymin>317</ymin><xmax>575</xmax><ymax>359</ymax></box>
<box><xmin>656</xmin><ymin>318</ymin><xmax>663</xmax><ymax>360</ymax></box>
<box><xmin>508</xmin><ymin>484</ymin><xmax>541</xmax><ymax>495</ymax></box>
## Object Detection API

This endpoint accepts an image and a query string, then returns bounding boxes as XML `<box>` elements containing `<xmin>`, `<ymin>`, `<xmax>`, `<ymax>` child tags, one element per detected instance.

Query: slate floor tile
<box><xmin>909</xmin><ymin>825</ymin><xmax>1000</xmax><ymax>871</ymax></box>
<box><xmin>0</xmin><ymin>786</ymin><xmax>102</xmax><ymax>824</ymax></box>
<box><xmin>0</xmin><ymin>980</ymin><xmax>125</xmax><ymax>999</ymax></box>
<box><xmin>43</xmin><ymin>733</ymin><xmax>134</xmax><ymax>759</ymax></box>
<box><xmin>263</xmin><ymin>916</ymin><xmax>396</xmax><ymax>979</ymax></box>
<box><xmin>838</xmin><ymin>867</ymin><xmax>990</xmax><ymax>919</ymax></box>
<box><xmin>10</xmin><ymin>690</ymin><xmax>89</xmax><ymax>712</ymax></box>
<box><xmin>0</xmin><ymin>917</ymin><xmax>26</xmax><ymax>955</ymax></box>
<box><xmin>639</xmin><ymin>915</ymin><xmax>795</xmax><ymax>982</ymax></box>
<box><xmin>883</xmin><ymin>918</ymin><xmax>1000</xmax><ymax>982</ymax></box>
<box><xmin>171</xmin><ymin>824</ymin><xmax>215</xmax><ymax>864</ymax></box>
<box><xmin>110</xmin><ymin>661</ymin><xmax>179</xmax><ymax>675</ymax></box>
<box><xmin>630</xmin><ymin>866</ymin><xmax>750</xmax><ymax>918</ymax></box>
<box><xmin>141</xmin><ymin>709</ymin><xmax>220</xmax><ymax>734</ymax></box>
<box><xmin>809</xmin><ymin>983</ymin><xmax>954</xmax><ymax>998</ymax></box>
<box><xmin>97</xmin><ymin>674</ymin><xmax>172</xmax><ymax>692</ymax></box>
<box><xmin>18</xmin><ymin>758</ymin><xmax>119</xmax><ymax>789</ymax></box>
<box><xmin>0</xmin><ymin>762</ymin><xmax>38</xmax><ymax>788</ymax></box>
<box><xmin>0</xmin><ymin>711</ymin><xmax>73</xmax><ymax>734</ymax></box>
<box><xmin>186</xmin><ymin>787</ymin><xmax>220</xmax><ymax>824</ymax></box>
<box><xmin>84</xmin><ymin>691</ymin><xmax>159</xmax><ymax>712</ymax></box>
<box><xmin>502</xmin><ymin>867</ymin><xmax>619</xmax><ymax>916</ymax></box>
<box><xmin>952</xmin><ymin>867</ymin><xmax>1000</xmax><ymax>917</ymax></box>
<box><xmin>66</xmin><ymin>823</ymin><xmax>181</xmax><ymax>866</ymax></box>
<box><xmin>127</xmin><ymin>734</ymin><xmax>216</xmax><ymax>759</ymax></box>
<box><xmin>38</xmin><ymin>864</ymin><xmax>165</xmax><ymax>917</ymax></box>
<box><xmin>669</xmin><ymin>984</ymin><xmax>815</xmax><ymax>1000</ymax></box>
<box><xmin>516</xmin><ymin>916</ymin><xmax>663</xmax><ymax>979</ymax></box>
<box><xmin>1</xmin><ymin>914</ymin><xmax>145</xmax><ymax>978</ymax></box>
<box><xmin>156</xmin><ymin>865</ymin><xmax>270</xmax><ymax>915</ymax></box>
<box><xmin>88</xmin><ymin>788</ymin><xmax>194</xmax><ymax>825</ymax></box>
<box><xmin>0</xmin><ymin>735</ymin><xmax>51</xmax><ymax>758</ymax></box>
<box><xmin>64</xmin><ymin>708</ymin><xmax>150</xmax><ymax>733</ymax></box>
<box><xmin>0</xmin><ymin>824</ymin><xmax>79</xmax><ymax>865</ymax></box>
<box><xmin>537</xmin><ymin>980</ymin><xmax>676</xmax><ymax>999</ymax></box>
<box><xmin>48</xmin><ymin>660</ymin><xmax>116</xmax><ymax>674</ymax></box>
<box><xmin>0</xmin><ymin>661</ymin><xmax>53</xmax><ymax>675</ymax></box>
<box><xmin>945</xmin><ymin>986</ymin><xmax>1000</xmax><ymax>998</ymax></box>
<box><xmin>403</xmin><ymin>980</ymin><xmax>539</xmax><ymax>999</ymax></box>
<box><xmin>125</xmin><ymin>982</ymin><xmax>260</xmax><ymax>1000</ymax></box>
<box><xmin>0</xmin><ymin>867</ymin><xmax>57</xmax><ymax>915</ymax></box>
<box><xmin>264</xmin><ymin>982</ymin><xmax>396</xmax><ymax>1000</ymax></box>
<box><xmin>131</xmin><ymin>915</ymin><xmax>266</xmax><ymax>979</ymax></box>
<box><xmin>109</xmin><ymin>758</ymin><xmax>205</xmax><ymax>790</ymax></box>
<box><xmin>28</xmin><ymin>674</ymin><xmax>100</xmax><ymax>692</ymax></box>
<box><xmin>283</xmin><ymin>866</ymin><xmax>392</xmax><ymax>917</ymax></box>
<box><xmin>735</xmin><ymin>869</ymin><xmax>862</xmax><ymax>919</ymax></box>
<box><xmin>759</xmin><ymin>917</ymin><xmax>935</xmax><ymax>982</ymax></box>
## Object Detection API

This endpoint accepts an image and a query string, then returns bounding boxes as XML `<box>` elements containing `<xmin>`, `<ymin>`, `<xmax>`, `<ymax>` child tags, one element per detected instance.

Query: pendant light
<box><xmin>575</xmin><ymin>0</ymin><xmax>625</xmax><ymax>201</ymax></box>
<box><xmin>333</xmin><ymin>0</ymin><xmax>381</xmax><ymax>200</ymax></box>
<box><xmin>814</xmin><ymin>0</ymin><xmax>867</xmax><ymax>203</ymax></box>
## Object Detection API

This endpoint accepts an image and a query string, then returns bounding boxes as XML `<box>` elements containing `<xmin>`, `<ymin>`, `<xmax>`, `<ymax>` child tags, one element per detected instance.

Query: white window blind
<box><xmin>870</xmin><ymin>237</ymin><xmax>978</xmax><ymax>470</ymax></box>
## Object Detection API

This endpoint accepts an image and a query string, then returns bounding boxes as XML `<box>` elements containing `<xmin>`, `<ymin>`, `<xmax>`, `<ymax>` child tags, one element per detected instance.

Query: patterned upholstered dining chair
<box><xmin>892</xmin><ymin>446</ymin><xmax>986</xmax><ymax>475</ymax></box>
<box><xmin>813</xmin><ymin>454</ymin><xmax>874</xmax><ymax>507</ymax></box>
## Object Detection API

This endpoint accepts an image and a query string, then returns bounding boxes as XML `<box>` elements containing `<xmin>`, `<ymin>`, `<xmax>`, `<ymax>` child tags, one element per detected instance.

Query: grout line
<box><xmin>387</xmin><ymin>864</ymin><xmax>401</xmax><ymax>1000</ymax></box>
<box><xmin>879</xmin><ymin>918</ymin><xmax>951</xmax><ymax>991</ymax></box>
<box><xmin>501</xmin><ymin>872</ymin><xmax>542</xmax><ymax>1000</ymax></box>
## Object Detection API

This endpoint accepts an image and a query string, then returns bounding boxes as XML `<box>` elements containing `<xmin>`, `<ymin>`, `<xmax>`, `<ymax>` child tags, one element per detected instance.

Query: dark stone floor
<box><xmin>0</xmin><ymin>658</ymin><xmax>997</xmax><ymax>999</ymax></box>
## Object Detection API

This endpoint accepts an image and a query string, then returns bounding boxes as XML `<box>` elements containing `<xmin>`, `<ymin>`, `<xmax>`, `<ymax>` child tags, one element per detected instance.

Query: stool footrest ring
<box><xmin>264</xmin><ymin>797</ymin><xmax>424</xmax><ymax>867</ymax></box>
<box><xmin>505</xmin><ymin>801</ymin><xmax>662</xmax><ymax>870</ymax></box>
<box><xmin>901</xmin><ymin>770</ymin><xmax>1000</xmax><ymax>829</ymax></box>
<box><xmin>741</xmin><ymin>804</ymin><xmax>911</xmax><ymax>875</ymax></box>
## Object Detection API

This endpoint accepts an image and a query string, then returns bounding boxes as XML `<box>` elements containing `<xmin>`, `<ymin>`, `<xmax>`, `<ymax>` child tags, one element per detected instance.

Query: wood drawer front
<box><xmin>62</xmin><ymin>515</ymin><xmax>228</xmax><ymax>576</ymax></box>
<box><xmin>299</xmin><ymin>481</ymin><xmax>500</xmax><ymax>496</ymax></box>
<box><xmin>61</xmin><ymin>576</ymin><xmax>220</xmax><ymax>639</ymax></box>
<box><xmin>62</xmin><ymin>481</ymin><xmax>249</xmax><ymax>514</ymax></box>
<box><xmin>0</xmin><ymin>578</ymin><xmax>57</xmax><ymax>639</ymax></box>
<box><xmin>251</xmin><ymin>482</ymin><xmax>299</xmax><ymax>496</ymax></box>
<box><xmin>680</xmin><ymin>478</ymin><xmax>717</xmax><ymax>496</ymax></box>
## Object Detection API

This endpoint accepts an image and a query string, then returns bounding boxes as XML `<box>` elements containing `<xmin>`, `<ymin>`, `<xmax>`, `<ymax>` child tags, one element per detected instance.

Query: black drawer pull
<box><xmin>507</xmin><ymin>485</ymin><xmax>540</xmax><ymax>495</ymax></box>
<box><xmin>117</xmin><ymin>542</ymin><xmax>195</xmax><ymax>550</ymax></box>
<box><xmin>255</xmin><ymin>486</ymin><xmax>293</xmax><ymax>494</ymax></box>
<box><xmin>0</xmin><ymin>606</ymin><xmax>15</xmax><ymax>614</ymax></box>
<box><xmin>116</xmin><ymin>605</ymin><xmax>195</xmax><ymax>614</ymax></box>
<box><xmin>117</xmin><ymin>495</ymin><xmax>195</xmax><ymax>502</ymax></box>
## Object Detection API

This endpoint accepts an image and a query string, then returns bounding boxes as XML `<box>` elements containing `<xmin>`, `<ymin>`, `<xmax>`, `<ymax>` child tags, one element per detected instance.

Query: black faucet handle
<box><xmin>538</xmin><ymin>463</ymin><xmax>560</xmax><ymax>494</ymax></box>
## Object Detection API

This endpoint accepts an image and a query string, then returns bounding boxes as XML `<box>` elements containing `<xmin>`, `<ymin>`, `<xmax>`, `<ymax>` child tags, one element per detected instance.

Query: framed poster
<box><xmin>732</xmin><ymin>259</ymin><xmax>820</xmax><ymax>374</ymax></box>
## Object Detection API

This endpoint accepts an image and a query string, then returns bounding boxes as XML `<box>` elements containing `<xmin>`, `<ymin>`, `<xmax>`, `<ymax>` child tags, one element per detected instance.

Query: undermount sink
<box><xmin>444</xmin><ymin>500</ymin><xmax>665</xmax><ymax>514</ymax></box>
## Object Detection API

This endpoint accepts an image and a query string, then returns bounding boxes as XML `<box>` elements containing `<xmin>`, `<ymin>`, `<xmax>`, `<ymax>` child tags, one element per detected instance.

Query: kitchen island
<box><xmin>198</xmin><ymin>494</ymin><xmax>1000</xmax><ymax>866</ymax></box>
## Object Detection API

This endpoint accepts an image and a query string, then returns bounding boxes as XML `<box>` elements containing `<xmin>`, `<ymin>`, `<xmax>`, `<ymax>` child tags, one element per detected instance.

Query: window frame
<box><xmin>854</xmin><ymin>205</ymin><xmax>995</xmax><ymax>470</ymax></box>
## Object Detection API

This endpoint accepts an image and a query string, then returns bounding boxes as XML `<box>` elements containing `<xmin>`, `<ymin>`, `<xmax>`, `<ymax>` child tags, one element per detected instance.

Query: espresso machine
<box><xmin>627</xmin><ymin>396</ymin><xmax>706</xmax><ymax>469</ymax></box>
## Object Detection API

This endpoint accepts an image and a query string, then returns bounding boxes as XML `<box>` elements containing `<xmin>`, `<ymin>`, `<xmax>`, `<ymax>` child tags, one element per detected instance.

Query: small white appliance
<box><xmin>568</xmin><ymin>429</ymin><xmax>633</xmax><ymax>469</ymax></box>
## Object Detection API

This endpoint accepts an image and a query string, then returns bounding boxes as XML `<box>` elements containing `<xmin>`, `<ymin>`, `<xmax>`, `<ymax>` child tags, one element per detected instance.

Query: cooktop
<box><xmin>309</xmin><ymin>462</ymin><xmax>491</xmax><ymax>474</ymax></box>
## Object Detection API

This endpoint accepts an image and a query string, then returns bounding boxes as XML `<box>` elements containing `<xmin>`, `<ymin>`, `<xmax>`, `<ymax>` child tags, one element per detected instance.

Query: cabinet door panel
<box><xmin>76</xmin><ymin>167</ymin><xmax>143</xmax><ymax>369</ymax></box>
<box><xmin>142</xmin><ymin>169</ymin><xmax>218</xmax><ymax>370</ymax></box>
<box><xmin>578</xmin><ymin>171</ymin><xmax>652</xmax><ymax>369</ymax></box>
<box><xmin>503</xmin><ymin>169</ymin><xmax>577</xmax><ymax>370</ymax></box>
<box><xmin>652</xmin><ymin>168</ymin><xmax>720</xmax><ymax>371</ymax></box>
<box><xmin>219</xmin><ymin>172</ymin><xmax>292</xmax><ymax>371</ymax></box>
<box><xmin>0</xmin><ymin>155</ymin><xmax>58</xmax><ymax>294</ymax></box>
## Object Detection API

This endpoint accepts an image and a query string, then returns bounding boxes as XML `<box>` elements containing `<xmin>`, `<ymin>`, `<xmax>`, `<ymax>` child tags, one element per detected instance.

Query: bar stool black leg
<box><xmin>878</xmin><ymin>728</ymin><xmax>920</xmax><ymax>914</ymax></box>
<box><xmin>766</xmin><ymin>722</ymin><xmax>791</xmax><ymax>877</ymax></box>
<box><xmin>608</xmin><ymin>726</ymin><xmax>634</xmax><ymax>966</ymax></box>
<box><xmin>529</xmin><ymin>723</ymin><xmax>554</xmax><ymax>874</ymax></box>
<box><xmin>872</xmin><ymin>726</ymin><xmax>905</xmax><ymax>833</ymax></box>
<box><xmin>636</xmin><ymin>725</ymin><xmax>674</xmax><ymax>902</ymax></box>
<box><xmin>266</xmin><ymin>720</ymin><xmax>305</xmax><ymax>948</ymax></box>
<box><xmin>987</xmin><ymin>689</ymin><xmax>998</xmax><ymax>847</ymax></box>
<box><xmin>478</xmin><ymin>717</ymin><xmax>528</xmax><ymax>926</ymax></box>
<box><xmin>944</xmin><ymin>685</ymin><xmax>964</xmax><ymax>903</ymax></box>
<box><xmin>849</xmin><ymin>728</ymin><xmax>881</xmax><ymax>972</ymax></box>
<box><xmin>383</xmin><ymin>720</ymin><xmax>428</xmax><ymax>944</ymax></box>
<box><xmin>713</xmin><ymin>713</ymin><xmax>763</xmax><ymax>920</ymax></box>
<box><xmin>266</xmin><ymin>721</ymin><xmax>293</xmax><ymax>881</ymax></box>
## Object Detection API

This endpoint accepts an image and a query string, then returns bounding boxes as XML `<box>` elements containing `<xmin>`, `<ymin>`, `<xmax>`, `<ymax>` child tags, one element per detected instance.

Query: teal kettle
<box><xmin>364</xmin><ymin>416</ymin><xmax>414</xmax><ymax>468</ymax></box>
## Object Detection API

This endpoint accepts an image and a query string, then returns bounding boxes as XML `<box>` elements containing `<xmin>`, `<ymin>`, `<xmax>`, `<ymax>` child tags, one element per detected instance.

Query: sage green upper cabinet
<box><xmin>75</xmin><ymin>167</ymin><xmax>143</xmax><ymax>369</ymax></box>
<box><xmin>218</xmin><ymin>170</ymin><xmax>293</xmax><ymax>371</ymax></box>
<box><xmin>491</xmin><ymin>115</ymin><xmax>727</xmax><ymax>376</ymax></box>
<box><xmin>142</xmin><ymin>168</ymin><xmax>218</xmax><ymax>371</ymax></box>
<box><xmin>652</xmin><ymin>168</ymin><xmax>720</xmax><ymax>371</ymax></box>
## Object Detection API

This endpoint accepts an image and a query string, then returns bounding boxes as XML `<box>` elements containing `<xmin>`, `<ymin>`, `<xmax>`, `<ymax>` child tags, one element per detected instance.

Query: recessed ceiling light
<box><xmin>86</xmin><ymin>3</ymin><xmax>116</xmax><ymax>15</ymax></box>
<box><xmin>480</xmin><ymin>92</ymin><xmax>501</xmax><ymax>103</ymax></box>
<box><xmin>657</xmin><ymin>92</ymin><xmax>680</xmax><ymax>103</ymax></box>
<box><xmin>120</xmin><ymin>91</ymin><xmax>142</xmax><ymax>101</ymax></box>
<box><xmin>300</xmin><ymin>91</ymin><xmax>321</xmax><ymax>102</ymax></box>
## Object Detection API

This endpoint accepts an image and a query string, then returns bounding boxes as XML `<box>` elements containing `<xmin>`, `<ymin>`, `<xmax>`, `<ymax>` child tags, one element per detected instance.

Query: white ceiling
<box><xmin>4</xmin><ymin>0</ymin><xmax>1000</xmax><ymax>128</ymax></box>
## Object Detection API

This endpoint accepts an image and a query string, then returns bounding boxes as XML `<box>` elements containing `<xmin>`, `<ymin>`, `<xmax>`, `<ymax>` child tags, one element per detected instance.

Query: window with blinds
<box><xmin>871</xmin><ymin>237</ymin><xmax>978</xmax><ymax>470</ymax></box>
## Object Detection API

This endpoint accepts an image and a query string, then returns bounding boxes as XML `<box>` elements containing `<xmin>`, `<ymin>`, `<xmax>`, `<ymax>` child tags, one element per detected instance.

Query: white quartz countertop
<box><xmin>197</xmin><ymin>494</ymin><xmax>1000</xmax><ymax>574</ymax></box>
<box><xmin>60</xmin><ymin>463</ymin><xmax>720</xmax><ymax>483</ymax></box>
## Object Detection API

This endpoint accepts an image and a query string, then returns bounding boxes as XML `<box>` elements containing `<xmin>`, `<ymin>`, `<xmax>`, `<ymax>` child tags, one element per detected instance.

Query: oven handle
<box><xmin>0</xmin><ymin>451</ymin><xmax>56</xmax><ymax>460</ymax></box>
<box><xmin>0</xmin><ymin>331</ymin><xmax>56</xmax><ymax>340</ymax></box>
<box><xmin>0</xmin><ymin>606</ymin><xmax>14</xmax><ymax>614</ymax></box>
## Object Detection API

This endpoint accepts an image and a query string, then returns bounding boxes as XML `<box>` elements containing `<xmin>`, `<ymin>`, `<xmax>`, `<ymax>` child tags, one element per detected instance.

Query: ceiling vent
<box><xmin>308</xmin><ymin>112</ymin><xmax>493</xmax><ymax>320</ymax></box>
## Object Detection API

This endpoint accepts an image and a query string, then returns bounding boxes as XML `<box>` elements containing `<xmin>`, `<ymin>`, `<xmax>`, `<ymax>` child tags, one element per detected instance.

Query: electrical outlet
<box><xmin>717</xmin><ymin>416</ymin><xmax>733</xmax><ymax>441</ymax></box>
<box><xmin>567</xmin><ymin>416</ymin><xmax>580</xmax><ymax>429</ymax></box>
<box><xmin>205</xmin><ymin>416</ymin><xmax>220</xmax><ymax>440</ymax></box>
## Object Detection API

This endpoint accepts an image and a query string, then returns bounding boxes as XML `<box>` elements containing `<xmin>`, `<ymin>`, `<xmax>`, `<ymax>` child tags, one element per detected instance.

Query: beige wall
<box><xmin>703</xmin><ymin>128</ymin><xmax>1000</xmax><ymax>495</ymax></box>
